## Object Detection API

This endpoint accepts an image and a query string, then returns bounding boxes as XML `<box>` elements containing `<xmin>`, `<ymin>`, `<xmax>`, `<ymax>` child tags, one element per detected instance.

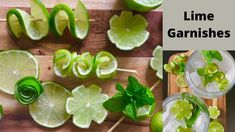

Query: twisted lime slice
<box><xmin>7</xmin><ymin>0</ymin><xmax>49</xmax><ymax>40</ymax></box>
<box><xmin>53</xmin><ymin>49</ymin><xmax>74</xmax><ymax>77</ymax></box>
<box><xmin>170</xmin><ymin>99</ymin><xmax>193</xmax><ymax>120</ymax></box>
<box><xmin>72</xmin><ymin>52</ymin><xmax>94</xmax><ymax>79</ymax></box>
<box><xmin>107</xmin><ymin>11</ymin><xmax>149</xmax><ymax>50</ymax></box>
<box><xmin>124</xmin><ymin>0</ymin><xmax>163</xmax><ymax>12</ymax></box>
<box><xmin>0</xmin><ymin>105</ymin><xmax>3</xmax><ymax>120</ymax></box>
<box><xmin>150</xmin><ymin>112</ymin><xmax>163</xmax><ymax>132</ymax></box>
<box><xmin>50</xmin><ymin>0</ymin><xmax>89</xmax><ymax>39</ymax></box>
<box><xmin>177</xmin><ymin>126</ymin><xmax>193</xmax><ymax>132</ymax></box>
<box><xmin>66</xmin><ymin>85</ymin><xmax>108</xmax><ymax>128</ymax></box>
<box><xmin>94</xmin><ymin>51</ymin><xmax>118</xmax><ymax>79</ymax></box>
<box><xmin>208</xmin><ymin>121</ymin><xmax>224</xmax><ymax>132</ymax></box>
<box><xmin>208</xmin><ymin>106</ymin><xmax>220</xmax><ymax>119</ymax></box>
<box><xmin>0</xmin><ymin>50</ymin><xmax>39</xmax><ymax>95</ymax></box>
<box><xmin>15</xmin><ymin>77</ymin><xmax>43</xmax><ymax>105</ymax></box>
<box><xmin>150</xmin><ymin>46</ymin><xmax>163</xmax><ymax>79</ymax></box>
<box><xmin>29</xmin><ymin>82</ymin><xmax>71</xmax><ymax>128</ymax></box>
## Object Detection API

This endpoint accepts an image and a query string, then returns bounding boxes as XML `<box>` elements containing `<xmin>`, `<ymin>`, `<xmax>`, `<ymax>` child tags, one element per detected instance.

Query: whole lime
<box><xmin>150</xmin><ymin>112</ymin><xmax>163</xmax><ymax>132</ymax></box>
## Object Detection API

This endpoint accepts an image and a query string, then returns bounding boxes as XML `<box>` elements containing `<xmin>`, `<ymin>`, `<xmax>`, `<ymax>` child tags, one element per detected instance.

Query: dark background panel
<box><xmin>163</xmin><ymin>50</ymin><xmax>235</xmax><ymax>132</ymax></box>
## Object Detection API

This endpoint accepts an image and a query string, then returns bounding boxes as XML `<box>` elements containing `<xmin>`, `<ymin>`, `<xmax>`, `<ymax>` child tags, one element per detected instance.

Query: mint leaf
<box><xmin>201</xmin><ymin>50</ymin><xmax>223</xmax><ymax>64</ymax></box>
<box><xmin>116</xmin><ymin>83</ymin><xmax>125</xmax><ymax>92</ymax></box>
<box><xmin>123</xmin><ymin>101</ymin><xmax>137</xmax><ymax>120</ymax></box>
<box><xmin>136</xmin><ymin>94</ymin><xmax>155</xmax><ymax>107</ymax></box>
<box><xmin>211</xmin><ymin>50</ymin><xmax>223</xmax><ymax>61</ymax></box>
<box><xmin>103</xmin><ymin>96</ymin><xmax>128</xmax><ymax>112</ymax></box>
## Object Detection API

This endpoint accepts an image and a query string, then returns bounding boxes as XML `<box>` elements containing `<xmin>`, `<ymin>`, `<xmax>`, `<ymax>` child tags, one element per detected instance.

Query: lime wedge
<box><xmin>208</xmin><ymin>121</ymin><xmax>224</xmax><ymax>132</ymax></box>
<box><xmin>6</xmin><ymin>0</ymin><xmax>49</xmax><ymax>40</ymax></box>
<box><xmin>66</xmin><ymin>84</ymin><xmax>108</xmax><ymax>128</ymax></box>
<box><xmin>29</xmin><ymin>82</ymin><xmax>71</xmax><ymax>128</ymax></box>
<box><xmin>208</xmin><ymin>106</ymin><xmax>220</xmax><ymax>120</ymax></box>
<box><xmin>150</xmin><ymin>46</ymin><xmax>163</xmax><ymax>79</ymax></box>
<box><xmin>107</xmin><ymin>11</ymin><xmax>149</xmax><ymax>50</ymax></box>
<box><xmin>177</xmin><ymin>126</ymin><xmax>193</xmax><ymax>132</ymax></box>
<box><xmin>72</xmin><ymin>52</ymin><xmax>94</xmax><ymax>79</ymax></box>
<box><xmin>170</xmin><ymin>99</ymin><xmax>193</xmax><ymax>120</ymax></box>
<box><xmin>176</xmin><ymin>74</ymin><xmax>188</xmax><ymax>88</ymax></box>
<box><xmin>0</xmin><ymin>50</ymin><xmax>39</xmax><ymax>95</ymax></box>
<box><xmin>124</xmin><ymin>0</ymin><xmax>163</xmax><ymax>12</ymax></box>
<box><xmin>53</xmin><ymin>49</ymin><xmax>74</xmax><ymax>77</ymax></box>
<box><xmin>0</xmin><ymin>105</ymin><xmax>3</xmax><ymax>120</ymax></box>
<box><xmin>150</xmin><ymin>112</ymin><xmax>163</xmax><ymax>132</ymax></box>
<box><xmin>94</xmin><ymin>51</ymin><xmax>118</xmax><ymax>79</ymax></box>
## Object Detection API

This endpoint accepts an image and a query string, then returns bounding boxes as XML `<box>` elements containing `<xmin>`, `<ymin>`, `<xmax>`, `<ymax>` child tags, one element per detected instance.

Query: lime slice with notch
<box><xmin>170</xmin><ymin>99</ymin><xmax>193</xmax><ymax>120</ymax></box>
<box><xmin>0</xmin><ymin>50</ymin><xmax>39</xmax><ymax>95</ymax></box>
<box><xmin>124</xmin><ymin>0</ymin><xmax>163</xmax><ymax>12</ymax></box>
<box><xmin>29</xmin><ymin>82</ymin><xmax>71</xmax><ymax>128</ymax></box>
<box><xmin>150</xmin><ymin>46</ymin><xmax>163</xmax><ymax>79</ymax></box>
<box><xmin>208</xmin><ymin>106</ymin><xmax>220</xmax><ymax>119</ymax></box>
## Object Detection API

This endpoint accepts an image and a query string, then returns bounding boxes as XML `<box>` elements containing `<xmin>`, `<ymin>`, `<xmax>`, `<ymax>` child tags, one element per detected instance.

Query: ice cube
<box><xmin>193</xmin><ymin>112</ymin><xmax>208</xmax><ymax>132</ymax></box>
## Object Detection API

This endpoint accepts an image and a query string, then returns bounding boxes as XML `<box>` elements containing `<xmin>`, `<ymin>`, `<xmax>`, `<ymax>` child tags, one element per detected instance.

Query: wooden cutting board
<box><xmin>0</xmin><ymin>0</ymin><xmax>163</xmax><ymax>132</ymax></box>
<box><xmin>167</xmin><ymin>51</ymin><xmax>226</xmax><ymax>131</ymax></box>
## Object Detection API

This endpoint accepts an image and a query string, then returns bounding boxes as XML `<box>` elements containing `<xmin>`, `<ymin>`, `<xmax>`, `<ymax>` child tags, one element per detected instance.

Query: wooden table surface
<box><xmin>0</xmin><ymin>0</ymin><xmax>163</xmax><ymax>132</ymax></box>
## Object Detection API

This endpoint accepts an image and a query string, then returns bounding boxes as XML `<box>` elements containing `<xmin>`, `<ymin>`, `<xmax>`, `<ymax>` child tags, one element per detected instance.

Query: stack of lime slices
<box><xmin>0</xmin><ymin>50</ymin><xmax>39</xmax><ymax>95</ymax></box>
<box><xmin>124</xmin><ymin>0</ymin><xmax>163</xmax><ymax>12</ymax></box>
<box><xmin>7</xmin><ymin>0</ymin><xmax>49</xmax><ymax>40</ymax></box>
<box><xmin>150</xmin><ymin>46</ymin><xmax>163</xmax><ymax>79</ymax></box>
<box><xmin>108</xmin><ymin>11</ymin><xmax>150</xmax><ymax>50</ymax></box>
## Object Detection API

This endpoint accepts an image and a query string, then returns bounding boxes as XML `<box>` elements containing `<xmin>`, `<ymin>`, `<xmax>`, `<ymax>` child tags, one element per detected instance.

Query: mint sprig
<box><xmin>103</xmin><ymin>76</ymin><xmax>155</xmax><ymax>120</ymax></box>
<box><xmin>201</xmin><ymin>50</ymin><xmax>223</xmax><ymax>64</ymax></box>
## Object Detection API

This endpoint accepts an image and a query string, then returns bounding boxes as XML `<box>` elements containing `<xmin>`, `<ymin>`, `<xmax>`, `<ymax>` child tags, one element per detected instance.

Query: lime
<box><xmin>208</xmin><ymin>106</ymin><xmax>220</xmax><ymax>119</ymax></box>
<box><xmin>66</xmin><ymin>84</ymin><xmax>108</xmax><ymax>128</ymax></box>
<box><xmin>124</xmin><ymin>0</ymin><xmax>163</xmax><ymax>12</ymax></box>
<box><xmin>72</xmin><ymin>52</ymin><xmax>94</xmax><ymax>79</ymax></box>
<box><xmin>175</xmin><ymin>74</ymin><xmax>188</xmax><ymax>88</ymax></box>
<box><xmin>218</xmin><ymin>79</ymin><xmax>229</xmax><ymax>91</ymax></box>
<box><xmin>107</xmin><ymin>11</ymin><xmax>150</xmax><ymax>50</ymax></box>
<box><xmin>0</xmin><ymin>50</ymin><xmax>39</xmax><ymax>95</ymax></box>
<box><xmin>213</xmin><ymin>72</ymin><xmax>225</xmax><ymax>83</ymax></box>
<box><xmin>53</xmin><ymin>49</ymin><xmax>74</xmax><ymax>77</ymax></box>
<box><xmin>6</xmin><ymin>0</ymin><xmax>49</xmax><ymax>40</ymax></box>
<box><xmin>205</xmin><ymin>63</ymin><xmax>219</xmax><ymax>76</ymax></box>
<box><xmin>150</xmin><ymin>112</ymin><xmax>163</xmax><ymax>132</ymax></box>
<box><xmin>177</xmin><ymin>126</ymin><xmax>193</xmax><ymax>132</ymax></box>
<box><xmin>29</xmin><ymin>82</ymin><xmax>71</xmax><ymax>128</ymax></box>
<box><xmin>170</xmin><ymin>99</ymin><xmax>193</xmax><ymax>120</ymax></box>
<box><xmin>94</xmin><ymin>51</ymin><xmax>118</xmax><ymax>79</ymax></box>
<box><xmin>0</xmin><ymin>105</ymin><xmax>3</xmax><ymax>120</ymax></box>
<box><xmin>150</xmin><ymin>46</ymin><xmax>163</xmax><ymax>79</ymax></box>
<box><xmin>208</xmin><ymin>121</ymin><xmax>224</xmax><ymax>132</ymax></box>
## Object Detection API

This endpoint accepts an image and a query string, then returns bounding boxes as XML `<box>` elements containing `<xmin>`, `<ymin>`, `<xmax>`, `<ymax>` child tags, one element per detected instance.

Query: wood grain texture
<box><xmin>167</xmin><ymin>51</ymin><xmax>226</xmax><ymax>131</ymax></box>
<box><xmin>0</xmin><ymin>56</ymin><xmax>162</xmax><ymax>132</ymax></box>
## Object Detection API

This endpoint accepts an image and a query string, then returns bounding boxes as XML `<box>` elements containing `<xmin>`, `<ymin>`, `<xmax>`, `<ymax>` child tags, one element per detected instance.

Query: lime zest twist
<box><xmin>15</xmin><ymin>76</ymin><xmax>43</xmax><ymax>105</ymax></box>
<box><xmin>208</xmin><ymin>106</ymin><xmax>220</xmax><ymax>120</ymax></box>
<box><xmin>107</xmin><ymin>11</ymin><xmax>150</xmax><ymax>50</ymax></box>
<box><xmin>170</xmin><ymin>99</ymin><xmax>193</xmax><ymax>120</ymax></box>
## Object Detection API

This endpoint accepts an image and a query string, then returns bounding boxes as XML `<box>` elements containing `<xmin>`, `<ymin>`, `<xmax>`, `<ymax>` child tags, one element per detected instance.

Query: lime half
<box><xmin>150</xmin><ymin>46</ymin><xmax>163</xmax><ymax>79</ymax></box>
<box><xmin>208</xmin><ymin>121</ymin><xmax>224</xmax><ymax>132</ymax></box>
<box><xmin>170</xmin><ymin>99</ymin><xmax>193</xmax><ymax>120</ymax></box>
<box><xmin>29</xmin><ymin>82</ymin><xmax>71</xmax><ymax>128</ymax></box>
<box><xmin>0</xmin><ymin>50</ymin><xmax>39</xmax><ymax>95</ymax></box>
<box><xmin>150</xmin><ymin>112</ymin><xmax>163</xmax><ymax>132</ymax></box>
<box><xmin>66</xmin><ymin>85</ymin><xmax>108</xmax><ymax>128</ymax></box>
<box><xmin>208</xmin><ymin>106</ymin><xmax>220</xmax><ymax>120</ymax></box>
<box><xmin>124</xmin><ymin>0</ymin><xmax>163</xmax><ymax>12</ymax></box>
<box><xmin>107</xmin><ymin>11</ymin><xmax>149</xmax><ymax>50</ymax></box>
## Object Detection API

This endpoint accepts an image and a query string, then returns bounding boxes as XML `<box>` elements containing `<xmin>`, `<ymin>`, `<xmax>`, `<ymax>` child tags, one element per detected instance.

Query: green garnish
<box><xmin>177</xmin><ymin>126</ymin><xmax>193</xmax><ymax>132</ymax></box>
<box><xmin>164</xmin><ymin>54</ymin><xmax>187</xmax><ymax>75</ymax></box>
<box><xmin>103</xmin><ymin>76</ymin><xmax>155</xmax><ymax>120</ymax></box>
<box><xmin>185</xmin><ymin>104</ymin><xmax>200</xmax><ymax>127</ymax></box>
<box><xmin>208</xmin><ymin>106</ymin><xmax>220</xmax><ymax>120</ymax></box>
<box><xmin>170</xmin><ymin>99</ymin><xmax>193</xmax><ymax>120</ymax></box>
<box><xmin>0</xmin><ymin>105</ymin><xmax>3</xmax><ymax>120</ymax></box>
<box><xmin>15</xmin><ymin>76</ymin><xmax>43</xmax><ymax>105</ymax></box>
<box><xmin>201</xmin><ymin>50</ymin><xmax>223</xmax><ymax>64</ymax></box>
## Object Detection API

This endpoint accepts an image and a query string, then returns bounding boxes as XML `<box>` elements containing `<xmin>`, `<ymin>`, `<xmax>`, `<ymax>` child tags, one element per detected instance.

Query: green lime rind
<box><xmin>124</xmin><ymin>0</ymin><xmax>163</xmax><ymax>12</ymax></box>
<box><xmin>150</xmin><ymin>112</ymin><xmax>163</xmax><ymax>132</ymax></box>
<box><xmin>29</xmin><ymin>81</ymin><xmax>71</xmax><ymax>128</ymax></box>
<box><xmin>72</xmin><ymin>52</ymin><xmax>94</xmax><ymax>79</ymax></box>
<box><xmin>94</xmin><ymin>51</ymin><xmax>118</xmax><ymax>79</ymax></box>
<box><xmin>208</xmin><ymin>106</ymin><xmax>220</xmax><ymax>120</ymax></box>
<box><xmin>107</xmin><ymin>11</ymin><xmax>150</xmax><ymax>50</ymax></box>
<box><xmin>150</xmin><ymin>46</ymin><xmax>163</xmax><ymax>79</ymax></box>
<box><xmin>74</xmin><ymin>0</ymin><xmax>90</xmax><ymax>39</ymax></box>
<box><xmin>50</xmin><ymin>4</ymin><xmax>76</xmax><ymax>36</ymax></box>
<box><xmin>0</xmin><ymin>105</ymin><xmax>3</xmax><ymax>120</ymax></box>
<box><xmin>15</xmin><ymin>76</ymin><xmax>43</xmax><ymax>105</ymax></box>
<box><xmin>208</xmin><ymin>121</ymin><xmax>224</xmax><ymax>132</ymax></box>
<box><xmin>170</xmin><ymin>99</ymin><xmax>193</xmax><ymax>120</ymax></box>
<box><xmin>66</xmin><ymin>84</ymin><xmax>108</xmax><ymax>128</ymax></box>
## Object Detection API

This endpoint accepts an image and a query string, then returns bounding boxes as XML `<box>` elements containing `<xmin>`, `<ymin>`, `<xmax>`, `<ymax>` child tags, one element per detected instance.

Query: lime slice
<box><xmin>205</xmin><ymin>63</ymin><xmax>219</xmax><ymax>76</ymax></box>
<box><xmin>6</xmin><ymin>0</ymin><xmax>49</xmax><ymax>40</ymax></box>
<box><xmin>94</xmin><ymin>51</ymin><xmax>118</xmax><ymax>79</ymax></box>
<box><xmin>208</xmin><ymin>121</ymin><xmax>224</xmax><ymax>132</ymax></box>
<box><xmin>66</xmin><ymin>84</ymin><xmax>108</xmax><ymax>128</ymax></box>
<box><xmin>124</xmin><ymin>0</ymin><xmax>163</xmax><ymax>12</ymax></box>
<box><xmin>170</xmin><ymin>99</ymin><xmax>193</xmax><ymax>120</ymax></box>
<box><xmin>175</xmin><ymin>74</ymin><xmax>188</xmax><ymax>88</ymax></box>
<box><xmin>0</xmin><ymin>50</ymin><xmax>39</xmax><ymax>95</ymax></box>
<box><xmin>150</xmin><ymin>112</ymin><xmax>163</xmax><ymax>132</ymax></box>
<box><xmin>0</xmin><ymin>105</ymin><xmax>3</xmax><ymax>120</ymax></box>
<box><xmin>208</xmin><ymin>106</ymin><xmax>220</xmax><ymax>119</ymax></box>
<box><xmin>218</xmin><ymin>79</ymin><xmax>229</xmax><ymax>91</ymax></box>
<box><xmin>107</xmin><ymin>11</ymin><xmax>150</xmax><ymax>50</ymax></box>
<box><xmin>72</xmin><ymin>52</ymin><xmax>94</xmax><ymax>79</ymax></box>
<box><xmin>53</xmin><ymin>49</ymin><xmax>74</xmax><ymax>77</ymax></box>
<box><xmin>213</xmin><ymin>72</ymin><xmax>225</xmax><ymax>83</ymax></box>
<box><xmin>177</xmin><ymin>126</ymin><xmax>193</xmax><ymax>132</ymax></box>
<box><xmin>150</xmin><ymin>46</ymin><xmax>163</xmax><ymax>79</ymax></box>
<box><xmin>136</xmin><ymin>89</ymin><xmax>156</xmax><ymax>120</ymax></box>
<box><xmin>29</xmin><ymin>82</ymin><xmax>71</xmax><ymax>128</ymax></box>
